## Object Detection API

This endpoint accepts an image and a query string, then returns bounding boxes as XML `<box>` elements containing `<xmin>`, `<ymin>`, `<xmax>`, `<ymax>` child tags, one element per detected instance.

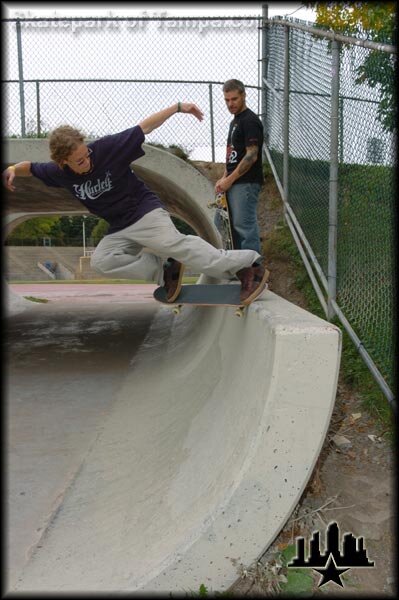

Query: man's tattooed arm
<box><xmin>237</xmin><ymin>145</ymin><xmax>259</xmax><ymax>175</ymax></box>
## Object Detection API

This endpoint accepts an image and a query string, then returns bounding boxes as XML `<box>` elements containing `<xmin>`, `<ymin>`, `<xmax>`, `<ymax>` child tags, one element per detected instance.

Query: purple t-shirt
<box><xmin>30</xmin><ymin>126</ymin><xmax>165</xmax><ymax>234</ymax></box>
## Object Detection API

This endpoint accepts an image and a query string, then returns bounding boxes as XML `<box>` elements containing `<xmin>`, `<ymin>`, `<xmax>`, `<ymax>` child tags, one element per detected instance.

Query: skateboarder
<box><xmin>3</xmin><ymin>102</ymin><xmax>269</xmax><ymax>303</ymax></box>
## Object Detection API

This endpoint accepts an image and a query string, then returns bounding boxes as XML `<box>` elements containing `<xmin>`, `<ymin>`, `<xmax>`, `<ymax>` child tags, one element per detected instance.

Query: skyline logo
<box><xmin>288</xmin><ymin>521</ymin><xmax>374</xmax><ymax>588</ymax></box>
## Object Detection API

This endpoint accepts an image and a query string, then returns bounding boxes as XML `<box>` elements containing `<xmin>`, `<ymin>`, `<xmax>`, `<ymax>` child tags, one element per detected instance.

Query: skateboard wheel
<box><xmin>235</xmin><ymin>307</ymin><xmax>245</xmax><ymax>318</ymax></box>
<box><xmin>173</xmin><ymin>306</ymin><xmax>182</xmax><ymax>315</ymax></box>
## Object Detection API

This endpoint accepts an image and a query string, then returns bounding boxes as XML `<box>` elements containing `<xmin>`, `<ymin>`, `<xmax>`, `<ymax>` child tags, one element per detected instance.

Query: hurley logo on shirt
<box><xmin>73</xmin><ymin>171</ymin><xmax>113</xmax><ymax>200</ymax></box>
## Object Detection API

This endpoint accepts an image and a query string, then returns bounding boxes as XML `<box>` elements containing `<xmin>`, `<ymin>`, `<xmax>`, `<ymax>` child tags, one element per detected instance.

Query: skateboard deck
<box><xmin>154</xmin><ymin>284</ymin><xmax>247</xmax><ymax>316</ymax></box>
<box><xmin>207</xmin><ymin>192</ymin><xmax>235</xmax><ymax>250</ymax></box>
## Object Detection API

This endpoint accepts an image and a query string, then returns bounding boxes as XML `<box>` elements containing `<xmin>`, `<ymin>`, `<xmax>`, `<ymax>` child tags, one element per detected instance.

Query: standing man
<box><xmin>215</xmin><ymin>79</ymin><xmax>264</xmax><ymax>253</ymax></box>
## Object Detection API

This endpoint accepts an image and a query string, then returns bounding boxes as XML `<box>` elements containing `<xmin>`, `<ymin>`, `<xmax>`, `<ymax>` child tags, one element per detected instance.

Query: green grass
<box><xmin>289</xmin><ymin>159</ymin><xmax>394</xmax><ymax>384</ymax></box>
<box><xmin>266</xmin><ymin>218</ymin><xmax>395</xmax><ymax>440</ymax></box>
<box><xmin>266</xmin><ymin>152</ymin><xmax>395</xmax><ymax>433</ymax></box>
<box><xmin>23</xmin><ymin>296</ymin><xmax>49</xmax><ymax>303</ymax></box>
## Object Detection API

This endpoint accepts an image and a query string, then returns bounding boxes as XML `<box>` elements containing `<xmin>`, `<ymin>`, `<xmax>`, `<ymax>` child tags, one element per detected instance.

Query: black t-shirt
<box><xmin>31</xmin><ymin>126</ymin><xmax>165</xmax><ymax>234</ymax></box>
<box><xmin>225</xmin><ymin>108</ymin><xmax>264</xmax><ymax>185</ymax></box>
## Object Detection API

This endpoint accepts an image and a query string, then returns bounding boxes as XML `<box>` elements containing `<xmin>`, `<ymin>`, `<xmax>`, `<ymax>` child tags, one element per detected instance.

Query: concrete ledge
<box><xmin>12</xmin><ymin>292</ymin><xmax>341</xmax><ymax>592</ymax></box>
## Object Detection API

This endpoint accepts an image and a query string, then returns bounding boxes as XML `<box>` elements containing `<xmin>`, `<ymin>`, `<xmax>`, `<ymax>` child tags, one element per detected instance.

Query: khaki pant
<box><xmin>91</xmin><ymin>208</ymin><xmax>261</xmax><ymax>285</ymax></box>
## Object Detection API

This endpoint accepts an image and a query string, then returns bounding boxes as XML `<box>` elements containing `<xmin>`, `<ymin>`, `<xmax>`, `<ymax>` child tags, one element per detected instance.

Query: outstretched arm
<box><xmin>2</xmin><ymin>162</ymin><xmax>32</xmax><ymax>192</ymax></box>
<box><xmin>138</xmin><ymin>102</ymin><xmax>204</xmax><ymax>135</ymax></box>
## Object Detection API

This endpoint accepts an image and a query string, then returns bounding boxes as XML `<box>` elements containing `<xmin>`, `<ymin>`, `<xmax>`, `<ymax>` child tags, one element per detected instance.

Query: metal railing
<box><xmin>262</xmin><ymin>12</ymin><xmax>396</xmax><ymax>405</ymax></box>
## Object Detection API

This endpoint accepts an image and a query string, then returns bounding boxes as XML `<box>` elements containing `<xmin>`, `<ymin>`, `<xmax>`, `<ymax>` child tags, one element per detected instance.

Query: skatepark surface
<box><xmin>4</xmin><ymin>140</ymin><xmax>341</xmax><ymax>593</ymax></box>
<box><xmin>6</xmin><ymin>284</ymin><xmax>341</xmax><ymax>593</ymax></box>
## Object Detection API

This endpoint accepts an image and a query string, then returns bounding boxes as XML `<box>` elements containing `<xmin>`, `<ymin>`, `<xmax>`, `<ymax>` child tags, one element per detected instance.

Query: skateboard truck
<box><xmin>170</xmin><ymin>303</ymin><xmax>245</xmax><ymax>317</ymax></box>
<box><xmin>154</xmin><ymin>284</ymin><xmax>252</xmax><ymax>318</ymax></box>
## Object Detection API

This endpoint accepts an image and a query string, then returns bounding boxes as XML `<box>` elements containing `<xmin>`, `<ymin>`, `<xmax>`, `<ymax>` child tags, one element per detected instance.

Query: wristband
<box><xmin>177</xmin><ymin>101</ymin><xmax>182</xmax><ymax>113</ymax></box>
<box><xmin>8</xmin><ymin>165</ymin><xmax>16</xmax><ymax>172</ymax></box>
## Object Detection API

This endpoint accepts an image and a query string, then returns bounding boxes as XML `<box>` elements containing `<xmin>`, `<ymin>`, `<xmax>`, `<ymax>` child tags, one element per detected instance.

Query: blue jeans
<box><xmin>227</xmin><ymin>183</ymin><xmax>262</xmax><ymax>253</ymax></box>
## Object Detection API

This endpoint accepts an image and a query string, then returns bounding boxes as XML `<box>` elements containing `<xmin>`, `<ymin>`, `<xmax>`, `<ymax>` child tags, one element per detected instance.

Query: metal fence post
<box><xmin>16</xmin><ymin>19</ymin><xmax>26</xmax><ymax>137</ymax></box>
<box><xmin>283</xmin><ymin>25</ymin><xmax>290</xmax><ymax>206</ymax></box>
<box><xmin>328</xmin><ymin>40</ymin><xmax>340</xmax><ymax>320</ymax></box>
<box><xmin>209</xmin><ymin>83</ymin><xmax>215</xmax><ymax>162</ymax></box>
<box><xmin>257</xmin><ymin>15</ymin><xmax>261</xmax><ymax>116</ymax></box>
<box><xmin>261</xmin><ymin>4</ymin><xmax>268</xmax><ymax>142</ymax></box>
<box><xmin>36</xmin><ymin>81</ymin><xmax>41</xmax><ymax>136</ymax></box>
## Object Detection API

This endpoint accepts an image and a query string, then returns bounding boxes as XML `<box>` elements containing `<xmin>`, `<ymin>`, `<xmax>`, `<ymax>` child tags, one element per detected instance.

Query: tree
<box><xmin>51</xmin><ymin>215</ymin><xmax>99</xmax><ymax>244</ymax></box>
<box><xmin>305</xmin><ymin>2</ymin><xmax>395</xmax><ymax>41</ymax></box>
<box><xmin>305</xmin><ymin>2</ymin><xmax>396</xmax><ymax>132</ymax></box>
<box><xmin>7</xmin><ymin>215</ymin><xmax>102</xmax><ymax>246</ymax></box>
<box><xmin>6</xmin><ymin>217</ymin><xmax>58</xmax><ymax>245</ymax></box>
<box><xmin>91</xmin><ymin>219</ymin><xmax>109</xmax><ymax>244</ymax></box>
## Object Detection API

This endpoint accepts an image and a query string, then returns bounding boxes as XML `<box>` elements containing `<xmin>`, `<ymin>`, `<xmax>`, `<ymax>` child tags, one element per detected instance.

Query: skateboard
<box><xmin>154</xmin><ymin>283</ymin><xmax>249</xmax><ymax>317</ymax></box>
<box><xmin>207</xmin><ymin>192</ymin><xmax>234</xmax><ymax>250</ymax></box>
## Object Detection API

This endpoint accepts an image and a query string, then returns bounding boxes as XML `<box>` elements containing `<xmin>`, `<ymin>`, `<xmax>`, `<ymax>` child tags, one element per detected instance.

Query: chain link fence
<box><xmin>263</xmin><ymin>17</ymin><xmax>396</xmax><ymax>404</ymax></box>
<box><xmin>2</xmin><ymin>16</ymin><xmax>262</xmax><ymax>161</ymax></box>
<box><xmin>1</xmin><ymin>14</ymin><xmax>396</xmax><ymax>404</ymax></box>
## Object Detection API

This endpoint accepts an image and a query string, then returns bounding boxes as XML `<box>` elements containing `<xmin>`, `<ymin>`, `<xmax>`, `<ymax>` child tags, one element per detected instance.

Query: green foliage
<box><xmin>305</xmin><ymin>2</ymin><xmax>395</xmax><ymax>41</ymax></box>
<box><xmin>31</xmin><ymin>209</ymin><xmax>178</xmax><ymax>242</ymax></box>
<box><xmin>23</xmin><ymin>296</ymin><xmax>49</xmax><ymax>303</ymax></box>
<box><xmin>89</xmin><ymin>218</ymin><xmax>109</xmax><ymax>244</ymax></box>
<box><xmin>198</xmin><ymin>583</ymin><xmax>208</xmax><ymax>596</ymax></box>
<box><xmin>181</xmin><ymin>583</ymin><xmax>230</xmax><ymax>597</ymax></box>
<box><xmin>7</xmin><ymin>215</ymin><xmax>103</xmax><ymax>246</ymax></box>
<box><xmin>336</xmin><ymin>325</ymin><xmax>394</xmax><ymax>437</ymax></box>
<box><xmin>7</xmin><ymin>217</ymin><xmax>57</xmax><ymax>244</ymax></box>
<box><xmin>355</xmin><ymin>50</ymin><xmax>396</xmax><ymax>132</ymax></box>
<box><xmin>269</xmin><ymin>154</ymin><xmax>394</xmax><ymax>396</ymax></box>
<box><xmin>269</xmin><ymin>215</ymin><xmax>394</xmax><ymax>437</ymax></box>
<box><xmin>304</xmin><ymin>2</ymin><xmax>396</xmax><ymax>132</ymax></box>
<box><xmin>280</xmin><ymin>545</ymin><xmax>314</xmax><ymax>596</ymax></box>
<box><xmin>52</xmin><ymin>215</ymin><xmax>99</xmax><ymax>244</ymax></box>
<box><xmin>281</xmin><ymin>543</ymin><xmax>298</xmax><ymax>565</ymax></box>
<box><xmin>282</xmin><ymin>569</ymin><xmax>314</xmax><ymax>596</ymax></box>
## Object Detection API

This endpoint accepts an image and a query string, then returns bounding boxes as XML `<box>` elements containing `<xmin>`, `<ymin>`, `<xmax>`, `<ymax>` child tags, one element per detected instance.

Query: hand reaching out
<box><xmin>179</xmin><ymin>103</ymin><xmax>204</xmax><ymax>122</ymax></box>
<box><xmin>2</xmin><ymin>167</ymin><xmax>16</xmax><ymax>192</ymax></box>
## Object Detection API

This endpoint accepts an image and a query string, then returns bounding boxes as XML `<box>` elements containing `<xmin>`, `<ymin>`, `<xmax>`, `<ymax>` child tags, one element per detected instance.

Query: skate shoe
<box><xmin>236</xmin><ymin>261</ymin><xmax>270</xmax><ymax>305</ymax></box>
<box><xmin>163</xmin><ymin>258</ymin><xmax>185</xmax><ymax>302</ymax></box>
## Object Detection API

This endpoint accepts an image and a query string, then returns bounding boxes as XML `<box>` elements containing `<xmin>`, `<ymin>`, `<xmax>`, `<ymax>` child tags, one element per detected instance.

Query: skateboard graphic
<box><xmin>207</xmin><ymin>192</ymin><xmax>234</xmax><ymax>250</ymax></box>
<box><xmin>154</xmin><ymin>283</ymin><xmax>250</xmax><ymax>317</ymax></box>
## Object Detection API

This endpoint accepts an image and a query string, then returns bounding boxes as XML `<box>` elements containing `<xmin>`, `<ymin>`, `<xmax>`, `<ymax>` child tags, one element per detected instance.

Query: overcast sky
<box><xmin>2</xmin><ymin>2</ymin><xmax>316</xmax><ymax>21</ymax></box>
<box><xmin>2</xmin><ymin>1</ymin><xmax>317</xmax><ymax>160</ymax></box>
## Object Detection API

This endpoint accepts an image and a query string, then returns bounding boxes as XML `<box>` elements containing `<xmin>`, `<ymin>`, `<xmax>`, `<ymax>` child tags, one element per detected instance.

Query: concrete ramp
<box><xmin>5</xmin><ymin>139</ymin><xmax>340</xmax><ymax>592</ymax></box>
<box><xmin>8</xmin><ymin>293</ymin><xmax>341</xmax><ymax>593</ymax></box>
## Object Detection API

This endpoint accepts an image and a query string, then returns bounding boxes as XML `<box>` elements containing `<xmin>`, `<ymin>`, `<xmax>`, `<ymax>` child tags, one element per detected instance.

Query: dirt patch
<box><xmin>192</xmin><ymin>160</ymin><xmax>396</xmax><ymax>597</ymax></box>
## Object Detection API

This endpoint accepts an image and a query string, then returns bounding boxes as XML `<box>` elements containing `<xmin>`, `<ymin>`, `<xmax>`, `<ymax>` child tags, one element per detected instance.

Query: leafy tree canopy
<box><xmin>304</xmin><ymin>2</ymin><xmax>396</xmax><ymax>43</ymax></box>
<box><xmin>7</xmin><ymin>217</ymin><xmax>56</xmax><ymax>242</ymax></box>
<box><xmin>305</xmin><ymin>2</ymin><xmax>396</xmax><ymax>132</ymax></box>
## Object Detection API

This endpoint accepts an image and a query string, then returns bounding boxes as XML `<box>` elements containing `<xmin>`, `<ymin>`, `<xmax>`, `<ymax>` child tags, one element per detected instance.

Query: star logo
<box><xmin>314</xmin><ymin>554</ymin><xmax>349</xmax><ymax>587</ymax></box>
